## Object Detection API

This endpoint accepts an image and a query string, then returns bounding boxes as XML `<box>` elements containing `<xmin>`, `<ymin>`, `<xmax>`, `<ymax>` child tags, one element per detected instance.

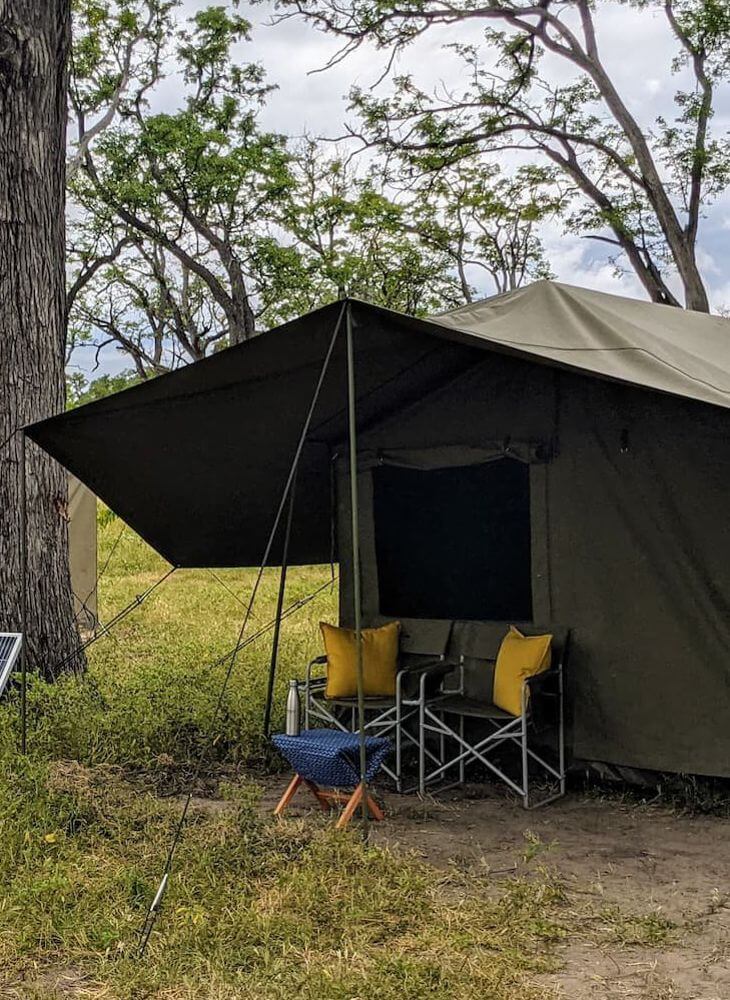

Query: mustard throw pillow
<box><xmin>493</xmin><ymin>626</ymin><xmax>552</xmax><ymax>717</ymax></box>
<box><xmin>321</xmin><ymin>621</ymin><xmax>400</xmax><ymax>699</ymax></box>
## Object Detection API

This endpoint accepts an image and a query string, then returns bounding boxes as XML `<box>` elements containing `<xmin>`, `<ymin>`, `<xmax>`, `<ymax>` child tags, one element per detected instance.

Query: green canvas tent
<box><xmin>27</xmin><ymin>280</ymin><xmax>730</xmax><ymax>777</ymax></box>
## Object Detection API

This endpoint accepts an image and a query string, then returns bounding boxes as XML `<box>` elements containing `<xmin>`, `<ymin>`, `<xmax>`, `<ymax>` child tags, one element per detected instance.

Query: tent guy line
<box><xmin>0</xmin><ymin>426</ymin><xmax>19</xmax><ymax>455</ymax></box>
<box><xmin>74</xmin><ymin>520</ymin><xmax>127</xmax><ymax>619</ymax></box>
<box><xmin>138</xmin><ymin>301</ymin><xmax>358</xmax><ymax>958</ymax></box>
<box><xmin>44</xmin><ymin>566</ymin><xmax>178</xmax><ymax>678</ymax></box>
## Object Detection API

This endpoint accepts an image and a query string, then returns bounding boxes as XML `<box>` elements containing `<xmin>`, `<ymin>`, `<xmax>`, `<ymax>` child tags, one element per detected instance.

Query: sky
<box><xmin>72</xmin><ymin>0</ymin><xmax>730</xmax><ymax>381</ymax></box>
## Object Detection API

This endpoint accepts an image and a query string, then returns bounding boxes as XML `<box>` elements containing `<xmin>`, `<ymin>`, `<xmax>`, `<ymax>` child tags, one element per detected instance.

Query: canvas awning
<box><xmin>27</xmin><ymin>282</ymin><xmax>730</xmax><ymax>569</ymax></box>
<box><xmin>27</xmin><ymin>301</ymin><xmax>486</xmax><ymax>566</ymax></box>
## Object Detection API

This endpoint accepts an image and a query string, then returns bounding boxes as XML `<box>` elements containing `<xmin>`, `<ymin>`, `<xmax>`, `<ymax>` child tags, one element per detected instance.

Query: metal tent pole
<box><xmin>138</xmin><ymin>303</ymin><xmax>347</xmax><ymax>959</ymax></box>
<box><xmin>263</xmin><ymin>468</ymin><xmax>298</xmax><ymax>736</ymax></box>
<box><xmin>20</xmin><ymin>430</ymin><xmax>27</xmax><ymax>754</ymax></box>
<box><xmin>345</xmin><ymin>301</ymin><xmax>369</xmax><ymax>833</ymax></box>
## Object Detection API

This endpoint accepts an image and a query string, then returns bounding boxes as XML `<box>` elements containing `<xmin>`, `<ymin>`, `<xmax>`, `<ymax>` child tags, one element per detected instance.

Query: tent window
<box><xmin>373</xmin><ymin>458</ymin><xmax>532</xmax><ymax>621</ymax></box>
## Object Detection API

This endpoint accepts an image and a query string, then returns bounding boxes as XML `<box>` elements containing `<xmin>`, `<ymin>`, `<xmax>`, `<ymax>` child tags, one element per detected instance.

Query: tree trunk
<box><xmin>0</xmin><ymin>0</ymin><xmax>84</xmax><ymax>678</ymax></box>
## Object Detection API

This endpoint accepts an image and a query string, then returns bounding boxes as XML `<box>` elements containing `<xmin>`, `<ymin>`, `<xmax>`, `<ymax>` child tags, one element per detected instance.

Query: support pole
<box><xmin>20</xmin><ymin>430</ymin><xmax>27</xmax><ymax>755</ymax></box>
<box><xmin>138</xmin><ymin>303</ymin><xmax>347</xmax><ymax>959</ymax></box>
<box><xmin>345</xmin><ymin>302</ymin><xmax>369</xmax><ymax>834</ymax></box>
<box><xmin>263</xmin><ymin>467</ymin><xmax>298</xmax><ymax>736</ymax></box>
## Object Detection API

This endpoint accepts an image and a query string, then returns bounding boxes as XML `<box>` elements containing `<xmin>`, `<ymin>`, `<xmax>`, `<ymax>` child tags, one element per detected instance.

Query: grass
<box><xmin>6</xmin><ymin>514</ymin><xmax>338</xmax><ymax>771</ymax></box>
<box><xmin>597</xmin><ymin>907</ymin><xmax>676</xmax><ymax>948</ymax></box>
<box><xmin>0</xmin><ymin>758</ymin><xmax>565</xmax><ymax>998</ymax></box>
<box><xmin>0</xmin><ymin>512</ymin><xmax>687</xmax><ymax>998</ymax></box>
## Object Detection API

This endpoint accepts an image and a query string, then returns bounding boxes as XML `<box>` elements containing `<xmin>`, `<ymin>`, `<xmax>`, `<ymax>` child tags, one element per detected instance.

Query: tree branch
<box><xmin>66</xmin><ymin>235</ymin><xmax>136</xmax><ymax>320</ymax></box>
<box><xmin>664</xmin><ymin>0</ymin><xmax>712</xmax><ymax>248</ymax></box>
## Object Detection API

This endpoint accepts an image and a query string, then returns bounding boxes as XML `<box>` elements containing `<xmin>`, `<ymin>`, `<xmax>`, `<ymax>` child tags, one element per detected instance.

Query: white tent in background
<box><xmin>68</xmin><ymin>474</ymin><xmax>97</xmax><ymax>631</ymax></box>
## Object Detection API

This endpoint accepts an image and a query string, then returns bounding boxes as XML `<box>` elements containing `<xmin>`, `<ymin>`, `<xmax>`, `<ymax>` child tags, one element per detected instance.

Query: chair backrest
<box><xmin>447</xmin><ymin>621</ymin><xmax>569</xmax><ymax>701</ymax></box>
<box><xmin>0</xmin><ymin>633</ymin><xmax>22</xmax><ymax>698</ymax></box>
<box><xmin>375</xmin><ymin>617</ymin><xmax>454</xmax><ymax>668</ymax></box>
<box><xmin>398</xmin><ymin>618</ymin><xmax>453</xmax><ymax>657</ymax></box>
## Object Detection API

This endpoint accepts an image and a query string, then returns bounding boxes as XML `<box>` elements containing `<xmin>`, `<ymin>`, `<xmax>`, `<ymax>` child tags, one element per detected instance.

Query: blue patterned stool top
<box><xmin>272</xmin><ymin>729</ymin><xmax>391</xmax><ymax>788</ymax></box>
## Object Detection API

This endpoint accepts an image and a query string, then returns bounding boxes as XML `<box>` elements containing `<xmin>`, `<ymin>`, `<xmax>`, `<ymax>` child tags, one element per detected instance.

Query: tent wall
<box><xmin>68</xmin><ymin>474</ymin><xmax>97</xmax><ymax>630</ymax></box>
<box><xmin>337</xmin><ymin>347</ymin><xmax>730</xmax><ymax>777</ymax></box>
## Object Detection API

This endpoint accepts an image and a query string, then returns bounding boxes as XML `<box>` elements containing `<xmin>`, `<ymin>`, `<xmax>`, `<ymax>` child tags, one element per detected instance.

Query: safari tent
<box><xmin>27</xmin><ymin>281</ymin><xmax>730</xmax><ymax>778</ymax></box>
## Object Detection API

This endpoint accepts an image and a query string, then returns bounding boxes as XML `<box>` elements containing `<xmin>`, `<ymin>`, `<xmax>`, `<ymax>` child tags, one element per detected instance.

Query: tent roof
<box><xmin>26</xmin><ymin>282</ymin><xmax>730</xmax><ymax>568</ymax></box>
<box><xmin>432</xmin><ymin>280</ymin><xmax>730</xmax><ymax>410</ymax></box>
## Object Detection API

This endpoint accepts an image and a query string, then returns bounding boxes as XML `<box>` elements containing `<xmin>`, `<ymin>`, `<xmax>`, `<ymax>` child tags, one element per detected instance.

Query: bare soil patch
<box><xmin>262</xmin><ymin>778</ymin><xmax>730</xmax><ymax>998</ymax></box>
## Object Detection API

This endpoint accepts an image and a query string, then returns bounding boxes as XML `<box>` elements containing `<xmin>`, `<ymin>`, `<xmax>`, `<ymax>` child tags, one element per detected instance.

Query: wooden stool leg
<box><xmin>335</xmin><ymin>782</ymin><xmax>364</xmax><ymax>829</ymax></box>
<box><xmin>365</xmin><ymin>793</ymin><xmax>384</xmax><ymax>822</ymax></box>
<box><xmin>274</xmin><ymin>774</ymin><xmax>303</xmax><ymax>816</ymax></box>
<box><xmin>278</xmin><ymin>776</ymin><xmax>385</xmax><ymax>828</ymax></box>
<box><xmin>304</xmin><ymin>779</ymin><xmax>332</xmax><ymax>811</ymax></box>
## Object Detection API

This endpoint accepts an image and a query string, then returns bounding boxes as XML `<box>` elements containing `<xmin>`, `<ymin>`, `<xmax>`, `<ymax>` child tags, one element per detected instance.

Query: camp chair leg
<box><xmin>521</xmin><ymin>682</ymin><xmax>530</xmax><ymax>809</ymax></box>
<box><xmin>521</xmin><ymin>712</ymin><xmax>529</xmax><ymax>809</ymax></box>
<box><xmin>395</xmin><ymin>681</ymin><xmax>403</xmax><ymax>793</ymax></box>
<box><xmin>459</xmin><ymin>714</ymin><xmax>465</xmax><ymax>786</ymax></box>
<box><xmin>558</xmin><ymin>661</ymin><xmax>566</xmax><ymax>798</ymax></box>
<box><xmin>418</xmin><ymin>675</ymin><xmax>427</xmax><ymax>796</ymax></box>
<box><xmin>274</xmin><ymin>774</ymin><xmax>303</xmax><ymax>816</ymax></box>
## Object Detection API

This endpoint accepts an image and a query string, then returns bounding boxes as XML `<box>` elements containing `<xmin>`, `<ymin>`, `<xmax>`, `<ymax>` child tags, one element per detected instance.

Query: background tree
<box><xmin>275</xmin><ymin>140</ymin><xmax>466</xmax><ymax>319</ymax></box>
<box><xmin>274</xmin><ymin>0</ymin><xmax>730</xmax><ymax>312</ymax></box>
<box><xmin>69</xmin><ymin>136</ymin><xmax>558</xmax><ymax>378</ymax></box>
<box><xmin>65</xmin><ymin>0</ymin><xmax>176</xmax><ymax>326</ymax></box>
<box><xmin>69</xmin><ymin>5</ymin><xmax>292</xmax><ymax>357</ymax></box>
<box><xmin>405</xmin><ymin>162</ymin><xmax>561</xmax><ymax>298</ymax></box>
<box><xmin>0</xmin><ymin>1</ymin><xmax>83</xmax><ymax>676</ymax></box>
<box><xmin>67</xmin><ymin>2</ymin><xmax>557</xmax><ymax>383</ymax></box>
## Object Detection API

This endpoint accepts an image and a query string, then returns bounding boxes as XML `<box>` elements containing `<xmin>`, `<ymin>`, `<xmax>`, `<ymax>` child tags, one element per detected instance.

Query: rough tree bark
<box><xmin>0</xmin><ymin>0</ymin><xmax>84</xmax><ymax>678</ymax></box>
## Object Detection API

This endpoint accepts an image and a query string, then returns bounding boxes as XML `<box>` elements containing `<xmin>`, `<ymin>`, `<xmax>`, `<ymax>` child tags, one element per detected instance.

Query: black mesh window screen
<box><xmin>373</xmin><ymin>458</ymin><xmax>532</xmax><ymax>621</ymax></box>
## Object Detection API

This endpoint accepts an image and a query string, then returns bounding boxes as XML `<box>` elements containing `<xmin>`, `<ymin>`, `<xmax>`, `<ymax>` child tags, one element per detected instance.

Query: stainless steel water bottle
<box><xmin>285</xmin><ymin>679</ymin><xmax>300</xmax><ymax>736</ymax></box>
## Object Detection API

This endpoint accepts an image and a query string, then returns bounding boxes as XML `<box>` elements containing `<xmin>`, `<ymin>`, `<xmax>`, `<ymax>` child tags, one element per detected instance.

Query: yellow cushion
<box><xmin>493</xmin><ymin>626</ymin><xmax>552</xmax><ymax>717</ymax></box>
<box><xmin>320</xmin><ymin>621</ymin><xmax>400</xmax><ymax>699</ymax></box>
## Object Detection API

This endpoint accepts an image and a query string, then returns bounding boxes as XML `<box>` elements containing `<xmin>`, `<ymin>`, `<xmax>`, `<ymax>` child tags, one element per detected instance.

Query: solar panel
<box><xmin>0</xmin><ymin>633</ymin><xmax>22</xmax><ymax>697</ymax></box>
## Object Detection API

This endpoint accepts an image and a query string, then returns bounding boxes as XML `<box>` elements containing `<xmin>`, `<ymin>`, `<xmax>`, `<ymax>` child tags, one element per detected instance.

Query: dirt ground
<box><xmin>262</xmin><ymin>779</ymin><xmax>730</xmax><ymax>999</ymax></box>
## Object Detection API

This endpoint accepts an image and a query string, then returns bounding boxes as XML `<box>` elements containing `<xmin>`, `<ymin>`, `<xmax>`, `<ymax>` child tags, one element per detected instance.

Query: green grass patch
<box><xmin>595</xmin><ymin>905</ymin><xmax>676</xmax><ymax>948</ymax></box>
<box><xmin>0</xmin><ymin>758</ymin><xmax>565</xmax><ymax>998</ymax></box>
<box><xmin>3</xmin><ymin>513</ymin><xmax>337</xmax><ymax>771</ymax></box>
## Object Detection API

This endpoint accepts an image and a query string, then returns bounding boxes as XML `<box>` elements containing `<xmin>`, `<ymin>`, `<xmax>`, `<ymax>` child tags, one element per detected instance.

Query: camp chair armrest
<box><xmin>525</xmin><ymin>667</ymin><xmax>560</xmax><ymax>698</ymax></box>
<box><xmin>396</xmin><ymin>658</ymin><xmax>457</xmax><ymax>705</ymax></box>
<box><xmin>305</xmin><ymin>655</ymin><xmax>328</xmax><ymax>695</ymax></box>
<box><xmin>396</xmin><ymin>656</ymin><xmax>450</xmax><ymax>693</ymax></box>
<box><xmin>306</xmin><ymin>655</ymin><xmax>327</xmax><ymax>681</ymax></box>
<box><xmin>523</xmin><ymin>666</ymin><xmax>563</xmax><ymax>736</ymax></box>
<box><xmin>400</xmin><ymin>656</ymin><xmax>454</xmax><ymax>675</ymax></box>
<box><xmin>418</xmin><ymin>659</ymin><xmax>460</xmax><ymax>694</ymax></box>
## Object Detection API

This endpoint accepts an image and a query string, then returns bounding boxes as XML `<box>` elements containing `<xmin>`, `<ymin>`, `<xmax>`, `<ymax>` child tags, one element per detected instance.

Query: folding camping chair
<box><xmin>417</xmin><ymin>623</ymin><xmax>570</xmax><ymax>809</ymax></box>
<box><xmin>0</xmin><ymin>633</ymin><xmax>22</xmax><ymax>699</ymax></box>
<box><xmin>302</xmin><ymin>619</ymin><xmax>455</xmax><ymax>791</ymax></box>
